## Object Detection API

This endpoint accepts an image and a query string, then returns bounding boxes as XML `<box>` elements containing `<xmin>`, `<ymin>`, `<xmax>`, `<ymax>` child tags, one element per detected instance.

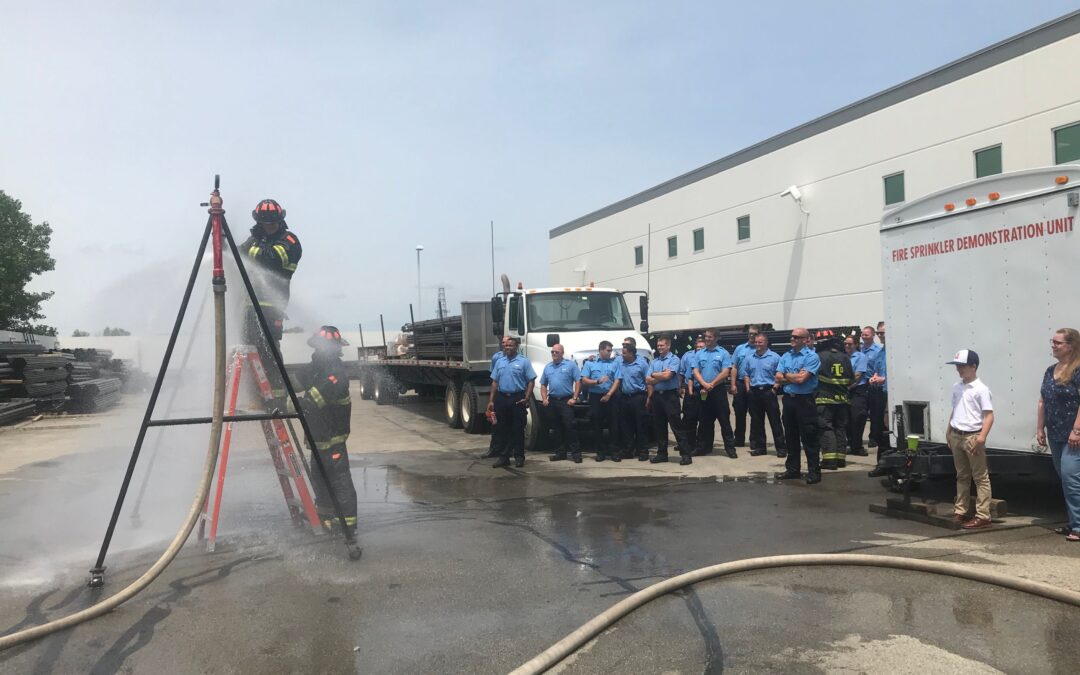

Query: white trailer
<box><xmin>879</xmin><ymin>165</ymin><xmax>1079</xmax><ymax>480</ymax></box>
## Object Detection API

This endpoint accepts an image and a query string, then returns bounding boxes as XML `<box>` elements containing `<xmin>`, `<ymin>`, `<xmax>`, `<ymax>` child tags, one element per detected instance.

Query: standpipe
<box><xmin>0</xmin><ymin>184</ymin><xmax>230</xmax><ymax>651</ymax></box>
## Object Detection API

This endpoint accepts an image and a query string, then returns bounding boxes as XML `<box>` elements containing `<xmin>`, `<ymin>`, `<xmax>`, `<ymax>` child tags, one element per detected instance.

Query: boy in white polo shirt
<box><xmin>946</xmin><ymin>349</ymin><xmax>995</xmax><ymax>529</ymax></box>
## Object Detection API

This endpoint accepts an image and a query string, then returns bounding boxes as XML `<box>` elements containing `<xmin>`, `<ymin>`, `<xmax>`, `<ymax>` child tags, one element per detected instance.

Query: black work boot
<box><xmin>549</xmin><ymin>453</ymin><xmax>567</xmax><ymax>462</ymax></box>
<box><xmin>514</xmin><ymin>456</ymin><xmax>526</xmax><ymax>468</ymax></box>
<box><xmin>493</xmin><ymin>457</ymin><xmax>510</xmax><ymax>468</ymax></box>
<box><xmin>649</xmin><ymin>453</ymin><xmax>669</xmax><ymax>464</ymax></box>
<box><xmin>679</xmin><ymin>455</ymin><xmax>692</xmax><ymax>466</ymax></box>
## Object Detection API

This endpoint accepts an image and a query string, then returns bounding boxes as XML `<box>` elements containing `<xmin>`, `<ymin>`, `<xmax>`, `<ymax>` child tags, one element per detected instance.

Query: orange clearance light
<box><xmin>517</xmin><ymin>281</ymin><xmax>523</xmax><ymax>290</ymax></box>
<box><xmin>944</xmin><ymin>203</ymin><xmax>955</xmax><ymax>212</ymax></box>
<box><xmin>1055</xmin><ymin>175</ymin><xmax>1069</xmax><ymax>185</ymax></box>
<box><xmin>988</xmin><ymin>192</ymin><xmax>1001</xmax><ymax>201</ymax></box>
<box><xmin>589</xmin><ymin>281</ymin><xmax>595</xmax><ymax>288</ymax></box>
<box><xmin>965</xmin><ymin>197</ymin><xmax>977</xmax><ymax>207</ymax></box>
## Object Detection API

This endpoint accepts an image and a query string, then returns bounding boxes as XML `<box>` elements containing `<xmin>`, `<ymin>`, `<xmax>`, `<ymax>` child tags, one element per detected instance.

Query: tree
<box><xmin>102</xmin><ymin>327</ymin><xmax>131</xmax><ymax>336</ymax></box>
<box><xmin>72</xmin><ymin>329</ymin><xmax>90</xmax><ymax>337</ymax></box>
<box><xmin>0</xmin><ymin>191</ymin><xmax>55</xmax><ymax>332</ymax></box>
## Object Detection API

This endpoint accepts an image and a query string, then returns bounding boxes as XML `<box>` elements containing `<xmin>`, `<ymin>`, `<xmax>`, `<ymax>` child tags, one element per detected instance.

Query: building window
<box><xmin>634</xmin><ymin>245</ymin><xmax>643</xmax><ymax>267</ymax></box>
<box><xmin>737</xmin><ymin>215</ymin><xmax>750</xmax><ymax>241</ymax></box>
<box><xmin>883</xmin><ymin>172</ymin><xmax>905</xmax><ymax>206</ymax></box>
<box><xmin>667</xmin><ymin>236</ymin><xmax>677</xmax><ymax>258</ymax></box>
<box><xmin>1055</xmin><ymin>122</ymin><xmax>1080</xmax><ymax>164</ymax></box>
<box><xmin>693</xmin><ymin>228</ymin><xmax>704</xmax><ymax>252</ymax></box>
<box><xmin>975</xmin><ymin>145</ymin><xmax>1002</xmax><ymax>178</ymax></box>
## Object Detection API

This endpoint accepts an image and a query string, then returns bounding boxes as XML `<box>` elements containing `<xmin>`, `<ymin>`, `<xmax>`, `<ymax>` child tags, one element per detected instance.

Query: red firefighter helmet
<box><xmin>307</xmin><ymin>325</ymin><xmax>349</xmax><ymax>349</ymax></box>
<box><xmin>252</xmin><ymin>199</ymin><xmax>286</xmax><ymax>223</ymax></box>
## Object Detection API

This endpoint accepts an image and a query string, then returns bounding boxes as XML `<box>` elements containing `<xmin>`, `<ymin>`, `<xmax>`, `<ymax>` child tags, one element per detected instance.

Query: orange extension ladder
<box><xmin>197</xmin><ymin>345</ymin><xmax>322</xmax><ymax>551</ymax></box>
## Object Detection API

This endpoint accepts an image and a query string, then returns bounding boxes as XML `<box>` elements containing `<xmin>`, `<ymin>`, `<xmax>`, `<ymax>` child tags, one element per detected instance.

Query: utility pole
<box><xmin>415</xmin><ymin>244</ymin><xmax>424</xmax><ymax>320</ymax></box>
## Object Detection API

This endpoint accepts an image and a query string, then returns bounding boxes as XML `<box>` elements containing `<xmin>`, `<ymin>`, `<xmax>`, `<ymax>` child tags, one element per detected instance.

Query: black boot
<box><xmin>649</xmin><ymin>453</ymin><xmax>669</xmax><ymax>464</ymax></box>
<box><xmin>493</xmin><ymin>457</ymin><xmax>510</xmax><ymax>468</ymax></box>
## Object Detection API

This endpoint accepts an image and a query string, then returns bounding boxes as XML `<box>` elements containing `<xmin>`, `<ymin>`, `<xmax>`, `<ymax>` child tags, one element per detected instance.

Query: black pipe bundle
<box><xmin>0</xmin><ymin>399</ymin><xmax>36</xmax><ymax>425</ymax></box>
<box><xmin>406</xmin><ymin>315</ymin><xmax>464</xmax><ymax>360</ymax></box>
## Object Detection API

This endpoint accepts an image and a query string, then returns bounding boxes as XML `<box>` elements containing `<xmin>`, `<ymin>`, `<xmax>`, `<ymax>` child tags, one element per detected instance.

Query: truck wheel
<box><xmin>445</xmin><ymin>383</ymin><xmax>463</xmax><ymax>428</ymax></box>
<box><xmin>524</xmin><ymin>396</ymin><xmax>543</xmax><ymax>452</ymax></box>
<box><xmin>461</xmin><ymin>382</ymin><xmax>486</xmax><ymax>434</ymax></box>
<box><xmin>359</xmin><ymin>373</ymin><xmax>375</xmax><ymax>401</ymax></box>
<box><xmin>374</xmin><ymin>375</ymin><xmax>398</xmax><ymax>406</ymax></box>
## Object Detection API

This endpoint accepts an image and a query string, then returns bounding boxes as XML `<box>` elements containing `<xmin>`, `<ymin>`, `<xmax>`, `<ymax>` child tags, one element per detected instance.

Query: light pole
<box><xmin>415</xmin><ymin>244</ymin><xmax>424</xmax><ymax>320</ymax></box>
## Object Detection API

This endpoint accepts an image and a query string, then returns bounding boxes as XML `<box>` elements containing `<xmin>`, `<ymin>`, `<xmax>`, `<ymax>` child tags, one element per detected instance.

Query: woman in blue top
<box><xmin>1036</xmin><ymin>328</ymin><xmax>1080</xmax><ymax>541</ymax></box>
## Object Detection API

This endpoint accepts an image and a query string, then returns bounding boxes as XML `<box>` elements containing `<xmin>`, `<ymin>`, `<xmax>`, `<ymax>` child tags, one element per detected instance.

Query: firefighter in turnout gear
<box><xmin>814</xmin><ymin>330</ymin><xmax>854</xmax><ymax>470</ymax></box>
<box><xmin>241</xmin><ymin>198</ymin><xmax>302</xmax><ymax>406</ymax></box>
<box><xmin>298</xmin><ymin>326</ymin><xmax>358</xmax><ymax>534</ymax></box>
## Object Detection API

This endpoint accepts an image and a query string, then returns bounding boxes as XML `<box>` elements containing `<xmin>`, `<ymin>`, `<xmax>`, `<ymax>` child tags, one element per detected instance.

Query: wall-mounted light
<box><xmin>780</xmin><ymin>184</ymin><xmax>809</xmax><ymax>215</ymax></box>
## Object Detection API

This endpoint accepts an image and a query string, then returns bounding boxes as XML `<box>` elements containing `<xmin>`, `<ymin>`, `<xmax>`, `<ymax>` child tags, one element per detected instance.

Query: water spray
<box><xmin>0</xmin><ymin>176</ymin><xmax>358</xmax><ymax>652</ymax></box>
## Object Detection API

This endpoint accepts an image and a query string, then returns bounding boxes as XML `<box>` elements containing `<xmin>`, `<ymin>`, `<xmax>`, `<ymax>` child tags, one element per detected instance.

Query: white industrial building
<box><xmin>549</xmin><ymin>11</ymin><xmax>1080</xmax><ymax>331</ymax></box>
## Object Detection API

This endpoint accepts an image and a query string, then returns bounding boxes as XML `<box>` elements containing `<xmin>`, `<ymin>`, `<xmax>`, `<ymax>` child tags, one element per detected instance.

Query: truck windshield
<box><xmin>525</xmin><ymin>292</ymin><xmax>633</xmax><ymax>331</ymax></box>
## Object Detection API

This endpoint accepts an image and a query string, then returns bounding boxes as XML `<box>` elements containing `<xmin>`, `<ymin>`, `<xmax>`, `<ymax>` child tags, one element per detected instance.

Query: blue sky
<box><xmin>2</xmin><ymin>1</ymin><xmax>1075</xmax><ymax>335</ymax></box>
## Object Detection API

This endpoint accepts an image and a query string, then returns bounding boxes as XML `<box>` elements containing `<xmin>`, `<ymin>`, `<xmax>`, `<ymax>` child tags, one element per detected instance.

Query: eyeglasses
<box><xmin>791</xmin><ymin>335</ymin><xmax>808</xmax><ymax>341</ymax></box>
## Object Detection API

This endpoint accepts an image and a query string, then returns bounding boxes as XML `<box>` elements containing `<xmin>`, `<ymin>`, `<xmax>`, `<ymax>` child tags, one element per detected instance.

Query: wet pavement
<box><xmin>1</xmin><ymin>389</ymin><xmax>1078</xmax><ymax>673</ymax></box>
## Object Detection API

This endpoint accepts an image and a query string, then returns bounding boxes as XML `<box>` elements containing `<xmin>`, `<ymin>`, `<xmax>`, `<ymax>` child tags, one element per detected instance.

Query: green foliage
<box><xmin>0</xmin><ymin>191</ymin><xmax>55</xmax><ymax>331</ymax></box>
<box><xmin>102</xmin><ymin>326</ymin><xmax>131</xmax><ymax>336</ymax></box>
<box><xmin>72</xmin><ymin>329</ymin><xmax>90</xmax><ymax>337</ymax></box>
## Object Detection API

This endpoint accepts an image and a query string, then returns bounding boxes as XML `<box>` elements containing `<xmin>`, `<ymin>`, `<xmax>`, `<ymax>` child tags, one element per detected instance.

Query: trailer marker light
<box><xmin>965</xmin><ymin>197</ymin><xmax>977</xmax><ymax>207</ymax></box>
<box><xmin>988</xmin><ymin>192</ymin><xmax>1000</xmax><ymax>201</ymax></box>
<box><xmin>944</xmin><ymin>203</ymin><xmax>955</xmax><ymax>212</ymax></box>
<box><xmin>1055</xmin><ymin>175</ymin><xmax>1069</xmax><ymax>185</ymax></box>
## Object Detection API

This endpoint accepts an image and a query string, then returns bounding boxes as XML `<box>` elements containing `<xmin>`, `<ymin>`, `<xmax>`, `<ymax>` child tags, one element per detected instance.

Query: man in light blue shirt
<box><xmin>868</xmin><ymin>321</ymin><xmax>894</xmax><ymax>476</ymax></box>
<box><xmin>581</xmin><ymin>340</ymin><xmax>620</xmax><ymax>461</ymax></box>
<box><xmin>483</xmin><ymin>337</ymin><xmax>511</xmax><ymax>458</ymax></box>
<box><xmin>775</xmin><ymin>327</ymin><xmax>823</xmax><ymax>484</ymax></box>
<box><xmin>845</xmin><ymin>335</ymin><xmax>870</xmax><ymax>457</ymax></box>
<box><xmin>742</xmin><ymin>333</ymin><xmax>786</xmax><ymax>457</ymax></box>
<box><xmin>730</xmin><ymin>325</ymin><xmax>761</xmax><ymax>448</ymax></box>
<box><xmin>680</xmin><ymin>335</ymin><xmax>705</xmax><ymax>455</ymax></box>
<box><xmin>487</xmin><ymin>336</ymin><xmax>536</xmax><ymax>468</ymax></box>
<box><xmin>613</xmin><ymin>344</ymin><xmax>649</xmax><ymax>459</ymax></box>
<box><xmin>645</xmin><ymin>336</ymin><xmax>692</xmax><ymax>464</ymax></box>
<box><xmin>694</xmin><ymin>328</ymin><xmax>737</xmax><ymax>458</ymax></box>
<box><xmin>541</xmin><ymin>343</ymin><xmax>582</xmax><ymax>463</ymax></box>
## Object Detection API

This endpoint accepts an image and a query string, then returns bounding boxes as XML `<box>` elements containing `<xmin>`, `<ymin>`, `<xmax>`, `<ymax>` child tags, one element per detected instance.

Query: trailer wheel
<box><xmin>524</xmin><ymin>396</ymin><xmax>543</xmax><ymax>452</ymax></box>
<box><xmin>461</xmin><ymin>382</ymin><xmax>486</xmax><ymax>434</ymax></box>
<box><xmin>445</xmin><ymin>383</ymin><xmax>464</xmax><ymax>428</ymax></box>
<box><xmin>359</xmin><ymin>373</ymin><xmax>375</xmax><ymax>401</ymax></box>
<box><xmin>374</xmin><ymin>375</ymin><xmax>398</xmax><ymax>406</ymax></box>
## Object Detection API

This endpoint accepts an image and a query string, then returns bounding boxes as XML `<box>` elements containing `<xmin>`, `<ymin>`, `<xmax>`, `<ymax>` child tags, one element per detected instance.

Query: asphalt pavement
<box><xmin>0</xmin><ymin>389</ymin><xmax>1077</xmax><ymax>674</ymax></box>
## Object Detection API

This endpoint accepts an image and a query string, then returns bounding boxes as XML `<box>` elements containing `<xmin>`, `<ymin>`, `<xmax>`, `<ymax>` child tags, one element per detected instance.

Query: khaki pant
<box><xmin>947</xmin><ymin>427</ymin><xmax>992</xmax><ymax>520</ymax></box>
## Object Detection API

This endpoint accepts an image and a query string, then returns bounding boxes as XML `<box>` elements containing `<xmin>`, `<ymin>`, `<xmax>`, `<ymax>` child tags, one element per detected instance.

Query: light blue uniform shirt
<box><xmin>648</xmin><ymin>352</ymin><xmax>681</xmax><ymax>392</ymax></box>
<box><xmin>848</xmin><ymin>350</ymin><xmax>869</xmax><ymax>386</ymax></box>
<box><xmin>540</xmin><ymin>359</ymin><xmax>580</xmax><ymax>398</ymax></box>
<box><xmin>778</xmin><ymin>347</ymin><xmax>821</xmax><ymax>395</ymax></box>
<box><xmin>489</xmin><ymin>351</ymin><xmax>505</xmax><ymax>376</ymax></box>
<box><xmin>744</xmin><ymin>349</ymin><xmax>781</xmax><ymax>387</ymax></box>
<box><xmin>581</xmin><ymin>357</ymin><xmax>618</xmax><ymax>394</ymax></box>
<box><xmin>614</xmin><ymin>358</ymin><xmax>648</xmax><ymax>395</ymax></box>
<box><xmin>492</xmin><ymin>353</ymin><xmax>536</xmax><ymax>393</ymax></box>
<box><xmin>732</xmin><ymin>341</ymin><xmax>755</xmax><ymax>376</ymax></box>
<box><xmin>695</xmin><ymin>346</ymin><xmax>733</xmax><ymax>384</ymax></box>
<box><xmin>869</xmin><ymin>346</ymin><xmax>887</xmax><ymax>392</ymax></box>
<box><xmin>680</xmin><ymin>349</ymin><xmax>698</xmax><ymax>380</ymax></box>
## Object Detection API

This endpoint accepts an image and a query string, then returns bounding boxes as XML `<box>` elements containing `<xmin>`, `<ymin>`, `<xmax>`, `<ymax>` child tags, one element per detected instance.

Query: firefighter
<box><xmin>241</xmin><ymin>198</ymin><xmax>302</xmax><ymax>407</ymax></box>
<box><xmin>298</xmin><ymin>325</ymin><xmax>357</xmax><ymax>534</ymax></box>
<box><xmin>815</xmin><ymin>330</ymin><xmax>854</xmax><ymax>470</ymax></box>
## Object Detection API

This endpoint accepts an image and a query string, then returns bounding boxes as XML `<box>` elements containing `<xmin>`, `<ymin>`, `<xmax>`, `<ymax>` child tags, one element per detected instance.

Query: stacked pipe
<box><xmin>66</xmin><ymin>377</ymin><xmax>122</xmax><ymax>413</ymax></box>
<box><xmin>0</xmin><ymin>399</ymin><xmax>36</xmax><ymax>425</ymax></box>
<box><xmin>2</xmin><ymin>351</ymin><xmax>70</xmax><ymax>413</ymax></box>
<box><xmin>405</xmin><ymin>315</ymin><xmax>464</xmax><ymax>361</ymax></box>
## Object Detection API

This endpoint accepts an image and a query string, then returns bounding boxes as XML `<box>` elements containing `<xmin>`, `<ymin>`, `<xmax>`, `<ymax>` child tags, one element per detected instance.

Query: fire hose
<box><xmin>510</xmin><ymin>552</ymin><xmax>1080</xmax><ymax>674</ymax></box>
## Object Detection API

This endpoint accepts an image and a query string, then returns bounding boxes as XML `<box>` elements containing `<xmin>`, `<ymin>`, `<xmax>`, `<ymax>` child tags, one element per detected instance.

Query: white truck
<box><xmin>878</xmin><ymin>165</ymin><xmax>1078</xmax><ymax>482</ymax></box>
<box><xmin>355</xmin><ymin>279</ymin><xmax>650</xmax><ymax>451</ymax></box>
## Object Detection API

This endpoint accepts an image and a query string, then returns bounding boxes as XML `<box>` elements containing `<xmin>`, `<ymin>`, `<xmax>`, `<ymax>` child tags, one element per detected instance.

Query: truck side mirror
<box><xmin>491</xmin><ymin>297</ymin><xmax>504</xmax><ymax>322</ymax></box>
<box><xmin>546</xmin><ymin>333</ymin><xmax>560</xmax><ymax>347</ymax></box>
<box><xmin>640</xmin><ymin>320</ymin><xmax>649</xmax><ymax>334</ymax></box>
<box><xmin>639</xmin><ymin>296</ymin><xmax>649</xmax><ymax>322</ymax></box>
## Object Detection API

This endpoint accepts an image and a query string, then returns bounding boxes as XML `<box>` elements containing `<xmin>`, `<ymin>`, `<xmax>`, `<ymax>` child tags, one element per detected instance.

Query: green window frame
<box><xmin>884</xmin><ymin>172</ymin><xmax>905</xmax><ymax>206</ymax></box>
<box><xmin>634</xmin><ymin>245</ymin><xmax>643</xmax><ymax>267</ymax></box>
<box><xmin>692</xmin><ymin>228</ymin><xmax>704</xmax><ymax>252</ymax></box>
<box><xmin>736</xmin><ymin>215</ymin><xmax>750</xmax><ymax>242</ymax></box>
<box><xmin>667</xmin><ymin>236</ymin><xmax>677</xmax><ymax>258</ymax></box>
<box><xmin>1055</xmin><ymin>122</ymin><xmax>1080</xmax><ymax>164</ymax></box>
<box><xmin>975</xmin><ymin>145</ymin><xmax>1002</xmax><ymax>178</ymax></box>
